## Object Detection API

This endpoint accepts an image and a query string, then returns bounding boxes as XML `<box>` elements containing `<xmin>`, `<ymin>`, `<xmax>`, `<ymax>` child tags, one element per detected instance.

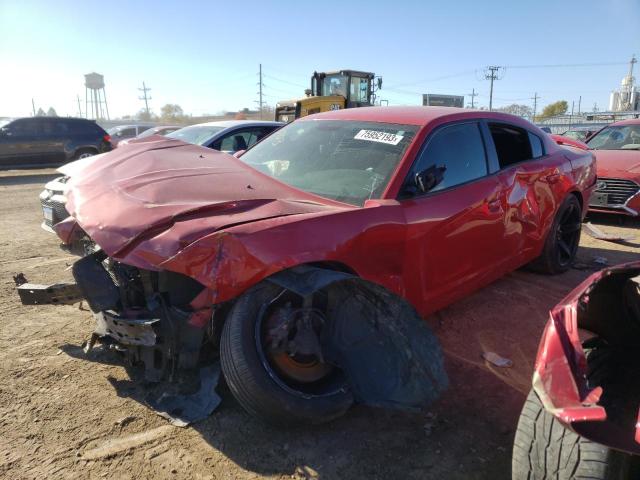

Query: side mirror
<box><xmin>415</xmin><ymin>165</ymin><xmax>446</xmax><ymax>193</ymax></box>
<box><xmin>233</xmin><ymin>150</ymin><xmax>246</xmax><ymax>158</ymax></box>
<box><xmin>116</xmin><ymin>132</ymin><xmax>122</xmax><ymax>137</ymax></box>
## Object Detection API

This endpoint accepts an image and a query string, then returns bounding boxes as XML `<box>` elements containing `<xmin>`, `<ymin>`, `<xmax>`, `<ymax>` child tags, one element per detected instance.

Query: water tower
<box><xmin>84</xmin><ymin>72</ymin><xmax>110</xmax><ymax>120</ymax></box>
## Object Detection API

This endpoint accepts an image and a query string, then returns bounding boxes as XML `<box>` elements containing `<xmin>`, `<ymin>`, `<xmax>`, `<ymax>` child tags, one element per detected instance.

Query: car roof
<box><xmin>301</xmin><ymin>105</ymin><xmax>526</xmax><ymax>127</ymax></box>
<box><xmin>190</xmin><ymin>120</ymin><xmax>283</xmax><ymax>128</ymax></box>
<box><xmin>14</xmin><ymin>116</ymin><xmax>94</xmax><ymax>122</ymax></box>
<box><xmin>610</xmin><ymin>118</ymin><xmax>640</xmax><ymax>126</ymax></box>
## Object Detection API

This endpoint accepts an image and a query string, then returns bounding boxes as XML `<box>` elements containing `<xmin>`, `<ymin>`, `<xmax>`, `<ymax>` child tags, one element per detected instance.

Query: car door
<box><xmin>211</xmin><ymin>127</ymin><xmax>268</xmax><ymax>154</ymax></box>
<box><xmin>0</xmin><ymin>119</ymin><xmax>42</xmax><ymax>167</ymax></box>
<box><xmin>485</xmin><ymin>122</ymin><xmax>565</xmax><ymax>267</ymax></box>
<box><xmin>39</xmin><ymin>119</ymin><xmax>66</xmax><ymax>165</ymax></box>
<box><xmin>400</xmin><ymin>121</ymin><xmax>511</xmax><ymax>314</ymax></box>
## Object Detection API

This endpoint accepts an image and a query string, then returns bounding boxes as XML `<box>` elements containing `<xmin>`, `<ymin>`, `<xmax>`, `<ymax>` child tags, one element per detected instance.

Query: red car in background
<box><xmin>27</xmin><ymin>106</ymin><xmax>595</xmax><ymax>425</ymax></box>
<box><xmin>587</xmin><ymin>118</ymin><xmax>640</xmax><ymax>216</ymax></box>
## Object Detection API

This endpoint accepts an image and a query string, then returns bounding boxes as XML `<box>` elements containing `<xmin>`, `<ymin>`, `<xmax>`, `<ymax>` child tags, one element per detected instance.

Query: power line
<box><xmin>504</xmin><ymin>61</ymin><xmax>628</xmax><ymax>69</ymax></box>
<box><xmin>138</xmin><ymin>81</ymin><xmax>151</xmax><ymax>115</ymax></box>
<box><xmin>263</xmin><ymin>74</ymin><xmax>307</xmax><ymax>89</ymax></box>
<box><xmin>385</xmin><ymin>69</ymin><xmax>477</xmax><ymax>89</ymax></box>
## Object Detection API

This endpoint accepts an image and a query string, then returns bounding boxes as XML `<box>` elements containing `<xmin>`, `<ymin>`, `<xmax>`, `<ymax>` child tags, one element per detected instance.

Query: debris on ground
<box><xmin>146</xmin><ymin>364</ymin><xmax>222</xmax><ymax>427</ymax></box>
<box><xmin>13</xmin><ymin>273</ymin><xmax>27</xmax><ymax>286</ymax></box>
<box><xmin>583</xmin><ymin>223</ymin><xmax>635</xmax><ymax>244</ymax></box>
<box><xmin>593</xmin><ymin>256</ymin><xmax>608</xmax><ymax>266</ymax></box>
<box><xmin>482</xmin><ymin>352</ymin><xmax>513</xmax><ymax>368</ymax></box>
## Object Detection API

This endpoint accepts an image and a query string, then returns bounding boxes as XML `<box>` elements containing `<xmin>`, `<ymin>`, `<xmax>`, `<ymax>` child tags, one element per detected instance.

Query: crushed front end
<box><xmin>70</xmin><ymin>250</ymin><xmax>213</xmax><ymax>382</ymax></box>
<box><xmin>533</xmin><ymin>262</ymin><xmax>640</xmax><ymax>455</ymax></box>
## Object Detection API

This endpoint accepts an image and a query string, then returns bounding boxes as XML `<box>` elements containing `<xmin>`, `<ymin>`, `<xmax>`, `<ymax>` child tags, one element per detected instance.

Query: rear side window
<box><xmin>409</xmin><ymin>122</ymin><xmax>488</xmax><ymax>193</ymax></box>
<box><xmin>489</xmin><ymin>123</ymin><xmax>533</xmax><ymax>168</ymax></box>
<box><xmin>528</xmin><ymin>132</ymin><xmax>544</xmax><ymax>158</ymax></box>
<box><xmin>65</xmin><ymin>120</ymin><xmax>103</xmax><ymax>135</ymax></box>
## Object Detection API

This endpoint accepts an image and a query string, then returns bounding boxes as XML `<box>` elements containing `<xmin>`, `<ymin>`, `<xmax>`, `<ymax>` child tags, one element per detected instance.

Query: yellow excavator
<box><xmin>275</xmin><ymin>70</ymin><xmax>381</xmax><ymax>123</ymax></box>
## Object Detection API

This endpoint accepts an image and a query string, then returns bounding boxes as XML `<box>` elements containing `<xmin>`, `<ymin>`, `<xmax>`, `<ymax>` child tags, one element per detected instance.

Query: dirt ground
<box><xmin>1</xmin><ymin>170</ymin><xmax>638</xmax><ymax>480</ymax></box>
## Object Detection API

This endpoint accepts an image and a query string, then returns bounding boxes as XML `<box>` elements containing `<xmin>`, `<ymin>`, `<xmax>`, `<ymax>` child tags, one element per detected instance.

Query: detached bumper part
<box><xmin>94</xmin><ymin>311</ymin><xmax>158</xmax><ymax>347</ymax></box>
<box><xmin>17</xmin><ymin>282</ymin><xmax>83</xmax><ymax>305</ymax></box>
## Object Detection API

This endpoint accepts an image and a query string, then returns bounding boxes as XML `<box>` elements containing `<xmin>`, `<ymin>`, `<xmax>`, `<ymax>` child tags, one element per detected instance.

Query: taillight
<box><xmin>103</xmin><ymin>134</ymin><xmax>111</xmax><ymax>143</ymax></box>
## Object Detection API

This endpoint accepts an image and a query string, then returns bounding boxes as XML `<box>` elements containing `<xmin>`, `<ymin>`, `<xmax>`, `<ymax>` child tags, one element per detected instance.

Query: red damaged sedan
<box><xmin>587</xmin><ymin>119</ymin><xmax>640</xmax><ymax>216</ymax></box>
<box><xmin>21</xmin><ymin>106</ymin><xmax>595</xmax><ymax>425</ymax></box>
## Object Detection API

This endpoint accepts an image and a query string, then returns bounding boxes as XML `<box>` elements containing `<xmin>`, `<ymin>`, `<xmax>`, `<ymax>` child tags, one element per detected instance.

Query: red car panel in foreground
<box><xmin>514</xmin><ymin>262</ymin><xmax>640</xmax><ymax>479</ymax></box>
<box><xmin>23</xmin><ymin>106</ymin><xmax>596</xmax><ymax>425</ymax></box>
<box><xmin>586</xmin><ymin>119</ymin><xmax>640</xmax><ymax>216</ymax></box>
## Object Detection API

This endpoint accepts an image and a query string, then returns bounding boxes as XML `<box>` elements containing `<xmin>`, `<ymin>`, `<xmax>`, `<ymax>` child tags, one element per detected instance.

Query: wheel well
<box><xmin>569</xmin><ymin>190</ymin><xmax>583</xmax><ymax>210</ymax></box>
<box><xmin>75</xmin><ymin>147</ymin><xmax>98</xmax><ymax>155</ymax></box>
<box><xmin>307</xmin><ymin>261</ymin><xmax>359</xmax><ymax>276</ymax></box>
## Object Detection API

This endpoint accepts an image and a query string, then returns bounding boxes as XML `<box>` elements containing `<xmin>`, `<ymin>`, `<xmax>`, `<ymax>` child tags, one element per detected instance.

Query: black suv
<box><xmin>0</xmin><ymin>117</ymin><xmax>112</xmax><ymax>169</ymax></box>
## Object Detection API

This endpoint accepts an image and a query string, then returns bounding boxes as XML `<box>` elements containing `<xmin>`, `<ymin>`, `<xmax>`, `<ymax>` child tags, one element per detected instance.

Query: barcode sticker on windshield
<box><xmin>354</xmin><ymin>129</ymin><xmax>404</xmax><ymax>145</ymax></box>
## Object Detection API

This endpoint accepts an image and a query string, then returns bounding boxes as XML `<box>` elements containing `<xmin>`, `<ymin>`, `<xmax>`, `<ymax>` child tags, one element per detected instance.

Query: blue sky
<box><xmin>1</xmin><ymin>0</ymin><xmax>639</xmax><ymax>118</ymax></box>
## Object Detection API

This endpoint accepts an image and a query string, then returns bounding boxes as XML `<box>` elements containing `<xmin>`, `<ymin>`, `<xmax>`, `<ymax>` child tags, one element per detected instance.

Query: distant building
<box><xmin>609</xmin><ymin>56</ymin><xmax>639</xmax><ymax>112</ymax></box>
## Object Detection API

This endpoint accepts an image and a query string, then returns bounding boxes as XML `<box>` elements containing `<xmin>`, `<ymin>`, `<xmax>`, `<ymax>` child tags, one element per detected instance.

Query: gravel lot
<box><xmin>1</xmin><ymin>170</ymin><xmax>638</xmax><ymax>479</ymax></box>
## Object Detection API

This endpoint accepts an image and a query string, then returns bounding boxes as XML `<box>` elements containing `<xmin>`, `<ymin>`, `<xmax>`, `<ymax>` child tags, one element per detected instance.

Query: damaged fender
<box><xmin>268</xmin><ymin>266</ymin><xmax>448</xmax><ymax>410</ymax></box>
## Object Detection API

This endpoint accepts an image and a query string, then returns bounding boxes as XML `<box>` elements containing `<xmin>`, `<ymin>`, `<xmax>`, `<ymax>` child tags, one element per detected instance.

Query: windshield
<box><xmin>562</xmin><ymin>130</ymin><xmax>587</xmax><ymax>141</ymax></box>
<box><xmin>321</xmin><ymin>74</ymin><xmax>348</xmax><ymax>97</ymax></box>
<box><xmin>238</xmin><ymin>120</ymin><xmax>418</xmax><ymax>206</ymax></box>
<box><xmin>0</xmin><ymin>119</ymin><xmax>12</xmax><ymax>129</ymax></box>
<box><xmin>107</xmin><ymin>126</ymin><xmax>121</xmax><ymax>135</ymax></box>
<box><xmin>166</xmin><ymin>125</ymin><xmax>226</xmax><ymax>145</ymax></box>
<box><xmin>587</xmin><ymin>125</ymin><xmax>640</xmax><ymax>150</ymax></box>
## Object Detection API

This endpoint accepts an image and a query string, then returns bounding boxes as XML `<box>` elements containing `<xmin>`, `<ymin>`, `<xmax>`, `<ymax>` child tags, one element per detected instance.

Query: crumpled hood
<box><xmin>593</xmin><ymin>149</ymin><xmax>640</xmax><ymax>177</ymax></box>
<box><xmin>59</xmin><ymin>139</ymin><xmax>342</xmax><ymax>263</ymax></box>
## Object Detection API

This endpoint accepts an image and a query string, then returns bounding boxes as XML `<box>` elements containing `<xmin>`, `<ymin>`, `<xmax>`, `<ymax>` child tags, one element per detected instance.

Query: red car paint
<box><xmin>532</xmin><ymin>262</ymin><xmax>640</xmax><ymax>455</ymax></box>
<box><xmin>586</xmin><ymin>119</ymin><xmax>640</xmax><ymax>216</ymax></box>
<box><xmin>550</xmin><ymin>134</ymin><xmax>589</xmax><ymax>151</ymax></box>
<box><xmin>56</xmin><ymin>106</ymin><xmax>596</xmax><ymax>318</ymax></box>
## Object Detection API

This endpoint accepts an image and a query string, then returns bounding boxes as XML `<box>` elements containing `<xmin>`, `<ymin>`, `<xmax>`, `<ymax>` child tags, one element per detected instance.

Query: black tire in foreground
<box><xmin>512</xmin><ymin>390</ymin><xmax>636</xmax><ymax>480</ymax></box>
<box><xmin>220</xmin><ymin>281</ymin><xmax>354</xmax><ymax>426</ymax></box>
<box><xmin>530</xmin><ymin>194</ymin><xmax>582</xmax><ymax>274</ymax></box>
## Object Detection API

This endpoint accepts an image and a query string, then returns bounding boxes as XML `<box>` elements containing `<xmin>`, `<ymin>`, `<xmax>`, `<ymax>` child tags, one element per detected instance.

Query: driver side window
<box><xmin>407</xmin><ymin>122</ymin><xmax>488</xmax><ymax>195</ymax></box>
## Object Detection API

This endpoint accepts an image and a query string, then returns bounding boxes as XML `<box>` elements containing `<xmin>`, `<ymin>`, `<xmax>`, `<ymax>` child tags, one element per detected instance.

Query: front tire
<box><xmin>512</xmin><ymin>390</ymin><xmax>635</xmax><ymax>480</ymax></box>
<box><xmin>530</xmin><ymin>194</ymin><xmax>582</xmax><ymax>274</ymax></box>
<box><xmin>220</xmin><ymin>282</ymin><xmax>353</xmax><ymax>426</ymax></box>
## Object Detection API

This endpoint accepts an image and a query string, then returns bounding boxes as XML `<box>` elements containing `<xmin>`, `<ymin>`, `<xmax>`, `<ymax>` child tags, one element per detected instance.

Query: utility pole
<box><xmin>31</xmin><ymin>98</ymin><xmax>36</xmax><ymax>116</ymax></box>
<box><xmin>76</xmin><ymin>95</ymin><xmax>82</xmax><ymax>117</ymax></box>
<box><xmin>256</xmin><ymin>64</ymin><xmax>264</xmax><ymax>119</ymax></box>
<box><xmin>484</xmin><ymin>66</ymin><xmax>502</xmax><ymax>111</ymax></box>
<box><xmin>138</xmin><ymin>81</ymin><xmax>152</xmax><ymax>116</ymax></box>
<box><xmin>467</xmin><ymin>88</ymin><xmax>478</xmax><ymax>108</ymax></box>
<box><xmin>577</xmin><ymin>95</ymin><xmax>582</xmax><ymax>115</ymax></box>
<box><xmin>531</xmin><ymin>92</ymin><xmax>539</xmax><ymax>121</ymax></box>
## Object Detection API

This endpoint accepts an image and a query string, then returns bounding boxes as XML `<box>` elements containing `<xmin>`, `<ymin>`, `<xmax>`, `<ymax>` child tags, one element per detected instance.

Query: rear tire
<box><xmin>512</xmin><ymin>390</ymin><xmax>635</xmax><ymax>480</ymax></box>
<box><xmin>220</xmin><ymin>282</ymin><xmax>353</xmax><ymax>426</ymax></box>
<box><xmin>529</xmin><ymin>194</ymin><xmax>582</xmax><ymax>274</ymax></box>
<box><xmin>73</xmin><ymin>148</ymin><xmax>97</xmax><ymax>160</ymax></box>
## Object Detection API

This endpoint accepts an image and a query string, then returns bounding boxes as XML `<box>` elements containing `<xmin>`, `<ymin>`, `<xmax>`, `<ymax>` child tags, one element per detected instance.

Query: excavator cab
<box><xmin>275</xmin><ymin>70</ymin><xmax>380</xmax><ymax>123</ymax></box>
